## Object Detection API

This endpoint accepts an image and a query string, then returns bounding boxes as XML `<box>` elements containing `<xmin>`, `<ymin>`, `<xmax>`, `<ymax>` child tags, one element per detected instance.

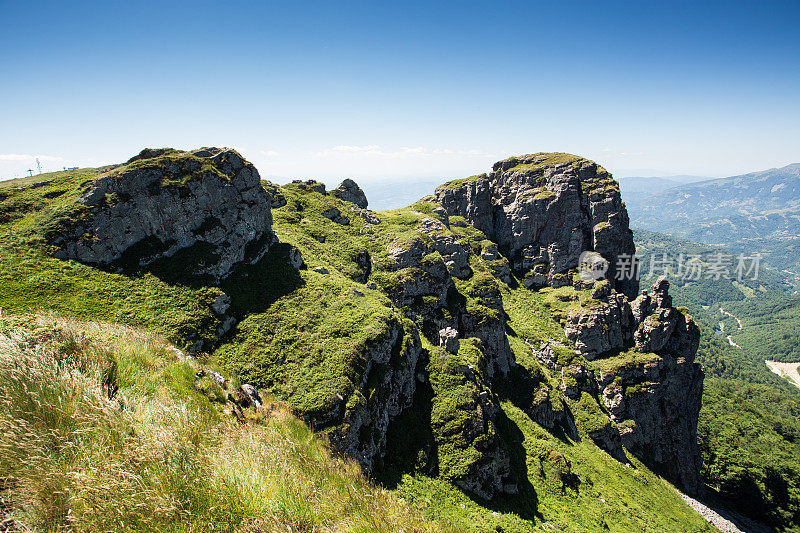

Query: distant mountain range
<box><xmin>624</xmin><ymin>163</ymin><xmax>800</xmax><ymax>280</ymax></box>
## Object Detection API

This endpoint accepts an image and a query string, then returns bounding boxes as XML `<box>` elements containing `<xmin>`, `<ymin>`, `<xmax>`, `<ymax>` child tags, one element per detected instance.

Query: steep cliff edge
<box><xmin>435</xmin><ymin>152</ymin><xmax>637</xmax><ymax>299</ymax></box>
<box><xmin>434</xmin><ymin>154</ymin><xmax>703</xmax><ymax>494</ymax></box>
<box><xmin>0</xmin><ymin>149</ymin><xmax>711</xmax><ymax>531</ymax></box>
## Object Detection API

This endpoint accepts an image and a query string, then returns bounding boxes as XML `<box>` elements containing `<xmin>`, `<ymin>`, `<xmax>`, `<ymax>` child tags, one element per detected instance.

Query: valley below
<box><xmin>1</xmin><ymin>149</ymin><xmax>799</xmax><ymax>532</ymax></box>
<box><xmin>766</xmin><ymin>360</ymin><xmax>800</xmax><ymax>389</ymax></box>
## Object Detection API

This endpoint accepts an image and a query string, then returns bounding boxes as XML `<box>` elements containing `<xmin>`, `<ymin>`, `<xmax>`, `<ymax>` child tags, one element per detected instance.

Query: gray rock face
<box><xmin>326</xmin><ymin>321</ymin><xmax>422</xmax><ymax>471</ymax></box>
<box><xmin>434</xmin><ymin>153</ymin><xmax>638</xmax><ymax>299</ymax></box>
<box><xmin>53</xmin><ymin>147</ymin><xmax>274</xmax><ymax>281</ymax></box>
<box><xmin>331</xmin><ymin>178</ymin><xmax>368</xmax><ymax>209</ymax></box>
<box><xmin>564</xmin><ymin>277</ymin><xmax>699</xmax><ymax>361</ymax></box>
<box><xmin>416</xmin><ymin>217</ymin><xmax>472</xmax><ymax>279</ymax></box>
<box><xmin>385</xmin><ymin>216</ymin><xmax>514</xmax><ymax>380</ymax></box>
<box><xmin>632</xmin><ymin>277</ymin><xmax>700</xmax><ymax>357</ymax></box>
<box><xmin>596</xmin><ymin>351</ymin><xmax>704</xmax><ymax>494</ymax></box>
<box><xmin>428</xmin><ymin>342</ymin><xmax>517</xmax><ymax>500</ymax></box>
<box><xmin>534</xmin><ymin>276</ymin><xmax>703</xmax><ymax>494</ymax></box>
<box><xmin>560</xmin><ymin>277</ymin><xmax>702</xmax><ymax>493</ymax></box>
<box><xmin>450</xmin><ymin>396</ymin><xmax>516</xmax><ymax>501</ymax></box>
<box><xmin>564</xmin><ymin>291</ymin><xmax>634</xmax><ymax>359</ymax></box>
<box><xmin>322</xmin><ymin>206</ymin><xmax>350</xmax><ymax>225</ymax></box>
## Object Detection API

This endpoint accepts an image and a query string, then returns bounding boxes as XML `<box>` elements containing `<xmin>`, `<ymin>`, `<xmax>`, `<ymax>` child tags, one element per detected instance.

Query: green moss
<box><xmin>594</xmin><ymin>221</ymin><xmax>611</xmax><ymax>232</ymax></box>
<box><xmin>439</xmin><ymin>173</ymin><xmax>488</xmax><ymax>190</ymax></box>
<box><xmin>591</xmin><ymin>349</ymin><xmax>662</xmax><ymax>375</ymax></box>
<box><xmin>504</xmin><ymin>153</ymin><xmax>582</xmax><ymax>173</ymax></box>
<box><xmin>120</xmin><ymin>149</ymin><xmax>236</xmax><ymax>189</ymax></box>
<box><xmin>216</xmin><ymin>270</ymin><xmax>402</xmax><ymax>419</ymax></box>
<box><xmin>536</xmin><ymin>285</ymin><xmax>604</xmax><ymax>322</ymax></box>
<box><xmin>567</xmin><ymin>391</ymin><xmax>613</xmax><ymax>435</ymax></box>
<box><xmin>427</xmin><ymin>340</ymin><xmax>494</xmax><ymax>481</ymax></box>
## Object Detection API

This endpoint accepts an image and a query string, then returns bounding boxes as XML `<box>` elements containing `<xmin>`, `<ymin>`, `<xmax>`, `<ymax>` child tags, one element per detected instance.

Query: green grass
<box><xmin>217</xmin><ymin>269</ymin><xmax>404</xmax><ymax>419</ymax></box>
<box><xmin>427</xmin><ymin>340</ymin><xmax>495</xmax><ymax>483</ymax></box>
<box><xmin>503</xmin><ymin>153</ymin><xmax>583</xmax><ymax>174</ymax></box>
<box><xmin>439</xmin><ymin>173</ymin><xmax>489</xmax><ymax>190</ymax></box>
<box><xmin>0</xmin><ymin>169</ymin><xmax>230</xmax><ymax>350</ymax></box>
<box><xmin>591</xmin><ymin>348</ymin><xmax>662</xmax><ymax>376</ymax></box>
<box><xmin>392</xmin><ymin>400</ymin><xmax>714</xmax><ymax>532</ymax></box>
<box><xmin>0</xmin><ymin>313</ymin><xmax>451</xmax><ymax>532</ymax></box>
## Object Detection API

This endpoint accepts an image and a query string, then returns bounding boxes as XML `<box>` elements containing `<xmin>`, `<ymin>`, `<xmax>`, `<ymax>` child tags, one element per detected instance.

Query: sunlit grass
<box><xmin>0</xmin><ymin>313</ymin><xmax>451</xmax><ymax>532</ymax></box>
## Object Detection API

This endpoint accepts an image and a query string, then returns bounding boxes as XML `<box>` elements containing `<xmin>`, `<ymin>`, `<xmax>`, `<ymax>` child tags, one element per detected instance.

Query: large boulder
<box><xmin>330</xmin><ymin>178</ymin><xmax>368</xmax><ymax>209</ymax></box>
<box><xmin>52</xmin><ymin>147</ymin><xmax>274</xmax><ymax>281</ymax></box>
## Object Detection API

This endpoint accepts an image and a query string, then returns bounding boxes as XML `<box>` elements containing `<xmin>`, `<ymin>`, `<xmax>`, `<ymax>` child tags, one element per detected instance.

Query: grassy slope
<box><xmin>0</xmin><ymin>168</ymin><xmax>714</xmax><ymax>531</ymax></box>
<box><xmin>0</xmin><ymin>313</ymin><xmax>447</xmax><ymax>532</ymax></box>
<box><xmin>387</xmin><ymin>281</ymin><xmax>711</xmax><ymax>532</ymax></box>
<box><xmin>0</xmin><ymin>169</ymin><xmax>226</xmax><ymax>349</ymax></box>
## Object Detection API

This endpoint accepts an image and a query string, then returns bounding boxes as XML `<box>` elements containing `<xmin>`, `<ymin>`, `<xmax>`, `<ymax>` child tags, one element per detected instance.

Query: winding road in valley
<box><xmin>719</xmin><ymin>307</ymin><xmax>800</xmax><ymax>390</ymax></box>
<box><xmin>718</xmin><ymin>307</ymin><xmax>742</xmax><ymax>348</ymax></box>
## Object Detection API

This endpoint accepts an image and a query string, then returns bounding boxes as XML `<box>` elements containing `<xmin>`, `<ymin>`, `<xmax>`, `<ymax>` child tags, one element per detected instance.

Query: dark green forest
<box><xmin>635</xmin><ymin>229</ymin><xmax>800</xmax><ymax>531</ymax></box>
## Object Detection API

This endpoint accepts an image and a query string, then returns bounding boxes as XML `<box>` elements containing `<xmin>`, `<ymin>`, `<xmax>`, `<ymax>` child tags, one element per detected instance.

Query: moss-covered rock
<box><xmin>49</xmin><ymin>147</ymin><xmax>276</xmax><ymax>282</ymax></box>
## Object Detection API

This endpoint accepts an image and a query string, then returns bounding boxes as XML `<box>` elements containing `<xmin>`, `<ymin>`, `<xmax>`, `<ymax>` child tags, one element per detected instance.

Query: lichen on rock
<box><xmin>434</xmin><ymin>152</ymin><xmax>638</xmax><ymax>299</ymax></box>
<box><xmin>51</xmin><ymin>147</ymin><xmax>276</xmax><ymax>282</ymax></box>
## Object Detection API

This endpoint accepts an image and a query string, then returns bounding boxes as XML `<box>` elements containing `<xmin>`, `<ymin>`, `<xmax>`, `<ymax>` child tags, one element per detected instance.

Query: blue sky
<box><xmin>1</xmin><ymin>0</ymin><xmax>798</xmax><ymax>182</ymax></box>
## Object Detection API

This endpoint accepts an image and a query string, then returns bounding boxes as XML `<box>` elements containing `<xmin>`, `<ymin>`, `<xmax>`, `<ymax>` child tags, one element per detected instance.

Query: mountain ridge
<box><xmin>0</xmin><ymin>148</ymin><xmax>715</xmax><ymax>531</ymax></box>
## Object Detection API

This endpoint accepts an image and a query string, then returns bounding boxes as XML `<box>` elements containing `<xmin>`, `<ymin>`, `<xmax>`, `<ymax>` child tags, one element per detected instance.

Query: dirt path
<box><xmin>719</xmin><ymin>307</ymin><xmax>742</xmax><ymax>330</ymax></box>
<box><xmin>678</xmin><ymin>491</ymin><xmax>772</xmax><ymax>533</ymax></box>
<box><xmin>766</xmin><ymin>360</ymin><xmax>800</xmax><ymax>389</ymax></box>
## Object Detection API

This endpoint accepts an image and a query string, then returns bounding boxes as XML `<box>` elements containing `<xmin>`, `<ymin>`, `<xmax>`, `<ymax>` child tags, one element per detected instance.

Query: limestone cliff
<box><xmin>424</xmin><ymin>153</ymin><xmax>703</xmax><ymax>495</ymax></box>
<box><xmin>52</xmin><ymin>147</ymin><xmax>275</xmax><ymax>282</ymax></box>
<box><xmin>434</xmin><ymin>153</ymin><xmax>637</xmax><ymax>299</ymax></box>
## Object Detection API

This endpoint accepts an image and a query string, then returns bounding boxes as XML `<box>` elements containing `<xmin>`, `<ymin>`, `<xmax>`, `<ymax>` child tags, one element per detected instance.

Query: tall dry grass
<box><xmin>0</xmin><ymin>313</ymin><xmax>451</xmax><ymax>532</ymax></box>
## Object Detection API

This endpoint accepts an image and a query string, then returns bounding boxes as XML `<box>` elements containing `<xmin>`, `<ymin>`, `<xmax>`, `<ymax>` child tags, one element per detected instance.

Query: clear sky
<box><xmin>1</xmin><ymin>0</ymin><xmax>798</xmax><ymax>182</ymax></box>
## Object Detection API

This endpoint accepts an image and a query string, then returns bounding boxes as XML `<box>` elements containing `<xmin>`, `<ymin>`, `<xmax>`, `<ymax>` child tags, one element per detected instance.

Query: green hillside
<box><xmin>626</xmin><ymin>164</ymin><xmax>800</xmax><ymax>285</ymax></box>
<box><xmin>0</xmin><ymin>161</ymin><xmax>718</xmax><ymax>532</ymax></box>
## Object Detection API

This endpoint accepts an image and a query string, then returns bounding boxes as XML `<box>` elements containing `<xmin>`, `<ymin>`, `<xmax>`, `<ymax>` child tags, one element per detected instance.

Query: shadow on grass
<box><xmin>483</xmin><ymin>408</ymin><xmax>543</xmax><ymax>522</ymax></box>
<box><xmin>106</xmin><ymin>238</ymin><xmax>304</xmax><ymax>318</ymax></box>
<box><xmin>220</xmin><ymin>242</ymin><xmax>304</xmax><ymax>316</ymax></box>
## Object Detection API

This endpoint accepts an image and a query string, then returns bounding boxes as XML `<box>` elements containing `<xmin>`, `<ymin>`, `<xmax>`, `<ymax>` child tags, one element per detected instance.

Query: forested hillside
<box><xmin>634</xmin><ymin>229</ymin><xmax>800</xmax><ymax>529</ymax></box>
<box><xmin>626</xmin><ymin>164</ymin><xmax>800</xmax><ymax>285</ymax></box>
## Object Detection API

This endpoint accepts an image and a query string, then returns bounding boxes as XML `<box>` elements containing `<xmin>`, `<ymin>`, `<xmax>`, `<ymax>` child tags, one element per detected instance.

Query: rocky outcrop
<box><xmin>385</xmin><ymin>216</ymin><xmax>514</xmax><ymax>380</ymax></box>
<box><xmin>52</xmin><ymin>147</ymin><xmax>275</xmax><ymax>281</ymax></box>
<box><xmin>416</xmin><ymin>217</ymin><xmax>472</xmax><ymax>279</ymax></box>
<box><xmin>322</xmin><ymin>206</ymin><xmax>350</xmax><ymax>225</ymax></box>
<box><xmin>326</xmin><ymin>321</ymin><xmax>422</xmax><ymax>471</ymax></box>
<box><xmin>331</xmin><ymin>178</ymin><xmax>368</xmax><ymax>209</ymax></box>
<box><xmin>565</xmin><ymin>277</ymin><xmax>699</xmax><ymax>362</ymax></box>
<box><xmin>428</xmin><ymin>341</ymin><xmax>517</xmax><ymax>500</ymax></box>
<box><xmin>631</xmin><ymin>277</ymin><xmax>700</xmax><ymax>356</ymax></box>
<box><xmin>434</xmin><ymin>153</ymin><xmax>638</xmax><ymax>299</ymax></box>
<box><xmin>555</xmin><ymin>277</ymin><xmax>703</xmax><ymax>493</ymax></box>
<box><xmin>596</xmin><ymin>349</ymin><xmax>703</xmax><ymax>494</ymax></box>
<box><xmin>564</xmin><ymin>290</ymin><xmax>634</xmax><ymax>359</ymax></box>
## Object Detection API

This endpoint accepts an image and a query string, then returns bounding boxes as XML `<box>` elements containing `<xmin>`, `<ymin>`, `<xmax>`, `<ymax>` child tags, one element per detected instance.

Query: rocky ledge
<box><xmin>557</xmin><ymin>277</ymin><xmax>703</xmax><ymax>493</ymax></box>
<box><xmin>435</xmin><ymin>153</ymin><xmax>637</xmax><ymax>299</ymax></box>
<box><xmin>52</xmin><ymin>147</ymin><xmax>275</xmax><ymax>281</ymax></box>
